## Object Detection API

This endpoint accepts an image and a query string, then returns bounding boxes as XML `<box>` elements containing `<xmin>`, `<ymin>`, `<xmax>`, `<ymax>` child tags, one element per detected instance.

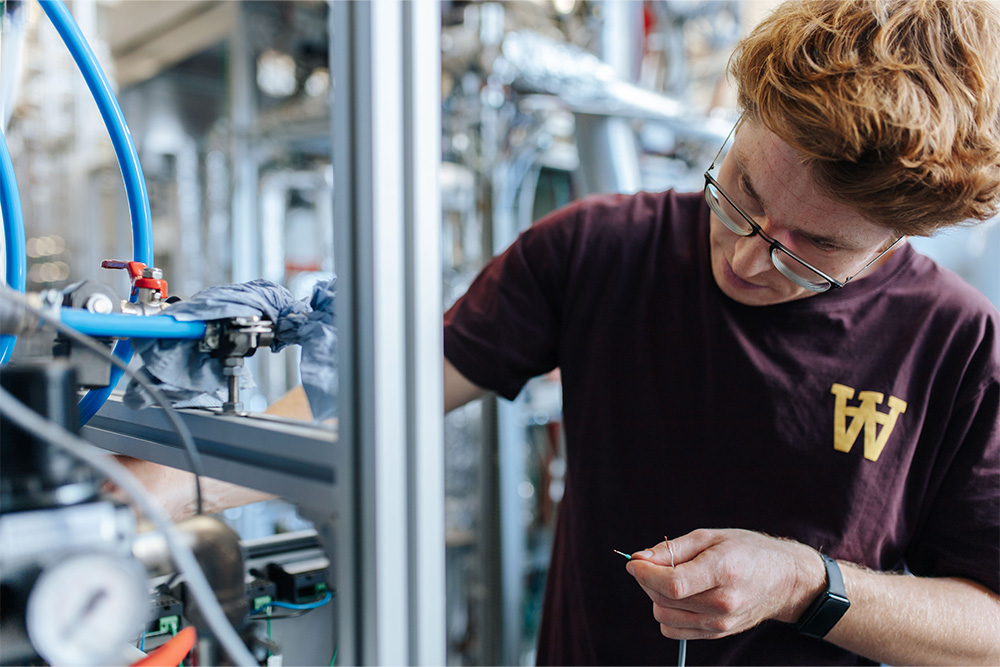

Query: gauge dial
<box><xmin>26</xmin><ymin>551</ymin><xmax>150</xmax><ymax>667</ymax></box>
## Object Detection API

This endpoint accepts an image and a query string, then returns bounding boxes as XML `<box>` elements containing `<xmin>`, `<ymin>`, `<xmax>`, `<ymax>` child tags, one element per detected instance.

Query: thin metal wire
<box><xmin>617</xmin><ymin>541</ymin><xmax>686</xmax><ymax>666</ymax></box>
<box><xmin>0</xmin><ymin>387</ymin><xmax>255</xmax><ymax>666</ymax></box>
<box><xmin>665</xmin><ymin>537</ymin><xmax>686</xmax><ymax>667</ymax></box>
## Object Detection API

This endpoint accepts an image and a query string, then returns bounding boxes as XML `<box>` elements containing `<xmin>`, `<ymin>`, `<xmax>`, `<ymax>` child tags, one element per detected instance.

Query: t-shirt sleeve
<box><xmin>906</xmin><ymin>377</ymin><xmax>1000</xmax><ymax>594</ymax></box>
<box><xmin>444</xmin><ymin>201</ymin><xmax>581</xmax><ymax>400</ymax></box>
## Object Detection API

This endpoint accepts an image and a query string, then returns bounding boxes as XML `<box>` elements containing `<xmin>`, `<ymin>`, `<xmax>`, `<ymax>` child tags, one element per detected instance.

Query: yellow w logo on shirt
<box><xmin>830</xmin><ymin>383</ymin><xmax>908</xmax><ymax>462</ymax></box>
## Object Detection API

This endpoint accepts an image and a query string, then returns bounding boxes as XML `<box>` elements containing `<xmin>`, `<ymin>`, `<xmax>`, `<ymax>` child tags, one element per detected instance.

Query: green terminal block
<box><xmin>154</xmin><ymin>615</ymin><xmax>179</xmax><ymax>637</ymax></box>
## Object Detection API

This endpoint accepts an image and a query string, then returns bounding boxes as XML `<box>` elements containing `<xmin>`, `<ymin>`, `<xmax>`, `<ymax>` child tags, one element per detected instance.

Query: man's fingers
<box><xmin>627</xmin><ymin>552</ymin><xmax>719</xmax><ymax>602</ymax></box>
<box><xmin>652</xmin><ymin>601</ymin><xmax>702</xmax><ymax>629</ymax></box>
<box><xmin>630</xmin><ymin>568</ymin><xmax>677</xmax><ymax>607</ymax></box>
<box><xmin>632</xmin><ymin>578</ymin><xmax>704</xmax><ymax>615</ymax></box>
<box><xmin>629</xmin><ymin>548</ymin><xmax>658</xmax><ymax>562</ymax></box>
<box><xmin>652</xmin><ymin>602</ymin><xmax>736</xmax><ymax>640</ymax></box>
<box><xmin>663</xmin><ymin>529</ymin><xmax>722</xmax><ymax>565</ymax></box>
<box><xmin>628</xmin><ymin>557</ymin><xmax>717</xmax><ymax>601</ymax></box>
<box><xmin>631</xmin><ymin>542</ymin><xmax>673</xmax><ymax>566</ymax></box>
<box><xmin>629</xmin><ymin>529</ymin><xmax>813</xmax><ymax>642</ymax></box>
<box><xmin>658</xmin><ymin>624</ymin><xmax>718</xmax><ymax>641</ymax></box>
<box><xmin>632</xmin><ymin>529</ymin><xmax>722</xmax><ymax>567</ymax></box>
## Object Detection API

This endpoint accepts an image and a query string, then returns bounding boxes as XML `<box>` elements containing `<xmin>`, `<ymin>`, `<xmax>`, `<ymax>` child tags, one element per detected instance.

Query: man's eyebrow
<box><xmin>797</xmin><ymin>229</ymin><xmax>863</xmax><ymax>250</ymax></box>
<box><xmin>732</xmin><ymin>147</ymin><xmax>864</xmax><ymax>251</ymax></box>
<box><xmin>732</xmin><ymin>149</ymin><xmax>766</xmax><ymax>209</ymax></box>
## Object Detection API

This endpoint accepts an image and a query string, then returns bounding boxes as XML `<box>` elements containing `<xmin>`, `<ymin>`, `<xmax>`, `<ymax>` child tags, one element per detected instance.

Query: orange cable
<box><xmin>131</xmin><ymin>626</ymin><xmax>197</xmax><ymax>667</ymax></box>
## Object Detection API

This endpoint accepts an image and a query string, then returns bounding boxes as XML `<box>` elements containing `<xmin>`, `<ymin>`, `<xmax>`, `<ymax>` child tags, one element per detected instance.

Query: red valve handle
<box><xmin>101</xmin><ymin>260</ymin><xmax>168</xmax><ymax>299</ymax></box>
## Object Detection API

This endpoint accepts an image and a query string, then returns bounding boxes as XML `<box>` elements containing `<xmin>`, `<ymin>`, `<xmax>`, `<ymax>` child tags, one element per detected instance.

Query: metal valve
<box><xmin>101</xmin><ymin>260</ymin><xmax>169</xmax><ymax>306</ymax></box>
<box><xmin>199</xmin><ymin>316</ymin><xmax>276</xmax><ymax>415</ymax></box>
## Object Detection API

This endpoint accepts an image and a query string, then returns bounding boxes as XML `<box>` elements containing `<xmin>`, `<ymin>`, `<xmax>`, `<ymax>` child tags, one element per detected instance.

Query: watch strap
<box><xmin>795</xmin><ymin>553</ymin><xmax>851</xmax><ymax>638</ymax></box>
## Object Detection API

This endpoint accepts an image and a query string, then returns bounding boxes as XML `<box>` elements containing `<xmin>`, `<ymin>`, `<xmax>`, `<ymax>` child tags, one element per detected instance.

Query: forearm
<box><xmin>444</xmin><ymin>358</ymin><xmax>484</xmax><ymax>412</ymax></box>
<box><xmin>825</xmin><ymin>564</ymin><xmax>1000</xmax><ymax>666</ymax></box>
<box><xmin>112</xmin><ymin>456</ymin><xmax>274</xmax><ymax>522</ymax></box>
<box><xmin>175</xmin><ymin>471</ymin><xmax>275</xmax><ymax>521</ymax></box>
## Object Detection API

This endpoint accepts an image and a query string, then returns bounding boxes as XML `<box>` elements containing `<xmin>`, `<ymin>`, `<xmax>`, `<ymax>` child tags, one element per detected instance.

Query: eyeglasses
<box><xmin>704</xmin><ymin>119</ymin><xmax>904</xmax><ymax>293</ymax></box>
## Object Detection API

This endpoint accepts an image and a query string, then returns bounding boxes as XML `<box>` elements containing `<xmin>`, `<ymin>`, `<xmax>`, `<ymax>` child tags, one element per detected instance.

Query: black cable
<box><xmin>158</xmin><ymin>572</ymin><xmax>181</xmax><ymax>594</ymax></box>
<box><xmin>0</xmin><ymin>285</ymin><xmax>204</xmax><ymax>514</ymax></box>
<box><xmin>0</xmin><ymin>386</ymin><xmax>256</xmax><ymax>666</ymax></box>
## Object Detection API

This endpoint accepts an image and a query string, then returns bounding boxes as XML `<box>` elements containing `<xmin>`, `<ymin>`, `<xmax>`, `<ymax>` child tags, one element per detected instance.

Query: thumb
<box><xmin>631</xmin><ymin>540</ymin><xmax>673</xmax><ymax>567</ymax></box>
<box><xmin>662</xmin><ymin>529</ymin><xmax>722</xmax><ymax>566</ymax></box>
<box><xmin>634</xmin><ymin>530</ymin><xmax>720</xmax><ymax>567</ymax></box>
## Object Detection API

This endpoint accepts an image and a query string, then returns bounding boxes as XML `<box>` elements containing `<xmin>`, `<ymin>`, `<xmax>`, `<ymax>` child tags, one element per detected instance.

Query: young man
<box><xmin>118</xmin><ymin>0</ymin><xmax>997</xmax><ymax>663</ymax></box>
<box><xmin>443</xmin><ymin>0</ymin><xmax>1000</xmax><ymax>664</ymax></box>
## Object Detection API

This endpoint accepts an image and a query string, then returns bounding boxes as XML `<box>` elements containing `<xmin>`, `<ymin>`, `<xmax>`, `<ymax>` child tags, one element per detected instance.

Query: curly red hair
<box><xmin>731</xmin><ymin>0</ymin><xmax>1000</xmax><ymax>236</ymax></box>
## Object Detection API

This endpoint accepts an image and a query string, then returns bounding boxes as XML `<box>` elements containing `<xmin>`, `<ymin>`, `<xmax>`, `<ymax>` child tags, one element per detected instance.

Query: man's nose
<box><xmin>730</xmin><ymin>233</ymin><xmax>773</xmax><ymax>277</ymax></box>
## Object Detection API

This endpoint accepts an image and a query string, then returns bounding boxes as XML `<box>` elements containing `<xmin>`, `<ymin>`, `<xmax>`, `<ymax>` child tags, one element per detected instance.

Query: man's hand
<box><xmin>625</xmin><ymin>529</ymin><xmax>826</xmax><ymax>640</ymax></box>
<box><xmin>626</xmin><ymin>529</ymin><xmax>1000</xmax><ymax>665</ymax></box>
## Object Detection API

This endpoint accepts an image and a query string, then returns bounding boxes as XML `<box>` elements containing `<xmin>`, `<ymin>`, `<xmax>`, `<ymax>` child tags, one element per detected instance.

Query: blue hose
<box><xmin>0</xmin><ymin>126</ymin><xmax>27</xmax><ymax>365</ymax></box>
<box><xmin>39</xmin><ymin>0</ymin><xmax>154</xmax><ymax>423</ymax></box>
<box><xmin>61</xmin><ymin>310</ymin><xmax>206</xmax><ymax>340</ymax></box>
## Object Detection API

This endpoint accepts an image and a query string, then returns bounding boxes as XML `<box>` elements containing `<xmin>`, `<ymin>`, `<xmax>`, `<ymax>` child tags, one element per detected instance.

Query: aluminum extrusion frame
<box><xmin>83</xmin><ymin>396</ymin><xmax>337</xmax><ymax>510</ymax></box>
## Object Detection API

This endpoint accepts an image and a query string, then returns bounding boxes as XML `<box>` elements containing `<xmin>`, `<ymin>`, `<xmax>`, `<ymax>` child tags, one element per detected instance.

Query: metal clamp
<box><xmin>199</xmin><ymin>317</ymin><xmax>276</xmax><ymax>414</ymax></box>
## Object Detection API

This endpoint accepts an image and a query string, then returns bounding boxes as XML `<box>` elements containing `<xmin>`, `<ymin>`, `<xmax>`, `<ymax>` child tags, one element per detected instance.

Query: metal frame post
<box><xmin>332</xmin><ymin>1</ymin><xmax>444</xmax><ymax>664</ymax></box>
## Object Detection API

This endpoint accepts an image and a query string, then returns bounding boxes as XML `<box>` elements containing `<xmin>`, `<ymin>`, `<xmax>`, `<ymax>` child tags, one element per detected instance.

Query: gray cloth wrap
<box><xmin>123</xmin><ymin>278</ymin><xmax>337</xmax><ymax>421</ymax></box>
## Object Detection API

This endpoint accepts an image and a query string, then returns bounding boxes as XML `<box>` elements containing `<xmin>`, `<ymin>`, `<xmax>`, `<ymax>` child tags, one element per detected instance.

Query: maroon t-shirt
<box><xmin>443</xmin><ymin>190</ymin><xmax>1000</xmax><ymax>666</ymax></box>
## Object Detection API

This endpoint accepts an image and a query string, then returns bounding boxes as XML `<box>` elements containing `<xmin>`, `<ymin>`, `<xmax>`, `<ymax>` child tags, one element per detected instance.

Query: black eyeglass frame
<box><xmin>703</xmin><ymin>119</ymin><xmax>904</xmax><ymax>293</ymax></box>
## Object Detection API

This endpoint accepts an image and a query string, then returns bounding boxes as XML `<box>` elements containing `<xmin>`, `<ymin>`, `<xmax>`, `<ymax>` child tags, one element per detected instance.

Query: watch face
<box><xmin>26</xmin><ymin>552</ymin><xmax>150</xmax><ymax>666</ymax></box>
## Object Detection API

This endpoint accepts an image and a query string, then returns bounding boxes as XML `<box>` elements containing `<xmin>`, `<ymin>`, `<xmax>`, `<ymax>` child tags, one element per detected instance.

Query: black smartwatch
<box><xmin>795</xmin><ymin>553</ymin><xmax>851</xmax><ymax>638</ymax></box>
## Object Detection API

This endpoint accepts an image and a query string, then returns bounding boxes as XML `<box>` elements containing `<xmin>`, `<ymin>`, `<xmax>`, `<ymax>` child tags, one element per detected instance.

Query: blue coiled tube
<box><xmin>0</xmin><ymin>126</ymin><xmax>27</xmax><ymax>365</ymax></box>
<box><xmin>39</xmin><ymin>0</ymin><xmax>154</xmax><ymax>423</ymax></box>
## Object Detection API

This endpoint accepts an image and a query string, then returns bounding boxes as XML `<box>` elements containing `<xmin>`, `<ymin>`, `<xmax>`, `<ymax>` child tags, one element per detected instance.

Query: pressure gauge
<box><xmin>26</xmin><ymin>551</ymin><xmax>150</xmax><ymax>667</ymax></box>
